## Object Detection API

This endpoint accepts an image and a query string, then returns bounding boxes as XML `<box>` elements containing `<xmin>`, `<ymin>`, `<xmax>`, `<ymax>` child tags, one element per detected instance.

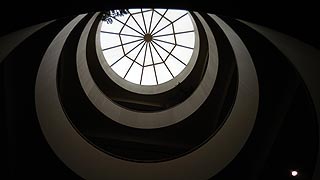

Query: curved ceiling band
<box><xmin>35</xmin><ymin>12</ymin><xmax>258</xmax><ymax>179</ymax></box>
<box><xmin>240</xmin><ymin>20</ymin><xmax>320</xmax><ymax>180</ymax></box>
<box><xmin>0</xmin><ymin>20</ymin><xmax>54</xmax><ymax>63</ymax></box>
<box><xmin>77</xmin><ymin>12</ymin><xmax>217</xmax><ymax>129</ymax></box>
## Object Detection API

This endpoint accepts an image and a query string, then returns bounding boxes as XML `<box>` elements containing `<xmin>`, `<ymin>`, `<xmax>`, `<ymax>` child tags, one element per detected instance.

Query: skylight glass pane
<box><xmin>151</xmin><ymin>42</ymin><xmax>169</xmax><ymax>60</ymax></box>
<box><xmin>155</xmin><ymin>63</ymin><xmax>173</xmax><ymax>84</ymax></box>
<box><xmin>103</xmin><ymin>46</ymin><xmax>124</xmax><ymax>65</ymax></box>
<box><xmin>113</xmin><ymin>13</ymin><xmax>130</xmax><ymax>23</ymax></box>
<box><xmin>126</xmin><ymin>41</ymin><xmax>144</xmax><ymax>61</ymax></box>
<box><xmin>153</xmin><ymin>24</ymin><xmax>173</xmax><ymax>36</ymax></box>
<box><xmin>125</xmin><ymin>62</ymin><xmax>142</xmax><ymax>84</ymax></box>
<box><xmin>126</xmin><ymin>16</ymin><xmax>145</xmax><ymax>35</ymax></box>
<box><xmin>129</xmin><ymin>9</ymin><xmax>142</xmax><ymax>14</ymax></box>
<box><xmin>123</xmin><ymin>40</ymin><xmax>143</xmax><ymax>55</ymax></box>
<box><xmin>165</xmin><ymin>55</ymin><xmax>185</xmax><ymax>76</ymax></box>
<box><xmin>121</xmin><ymin>24</ymin><xmax>143</xmax><ymax>36</ymax></box>
<box><xmin>120</xmin><ymin>34</ymin><xmax>143</xmax><ymax>44</ymax></box>
<box><xmin>175</xmin><ymin>32</ymin><xmax>195</xmax><ymax>48</ymax></box>
<box><xmin>141</xmin><ymin>66</ymin><xmax>157</xmax><ymax>85</ymax></box>
<box><xmin>143</xmin><ymin>10</ymin><xmax>153</xmax><ymax>33</ymax></box>
<box><xmin>151</xmin><ymin>15</ymin><xmax>171</xmax><ymax>35</ymax></box>
<box><xmin>153</xmin><ymin>34</ymin><xmax>175</xmax><ymax>44</ymax></box>
<box><xmin>149</xmin><ymin>11</ymin><xmax>162</xmax><ymax>33</ymax></box>
<box><xmin>165</xmin><ymin>10</ymin><xmax>187</xmax><ymax>22</ymax></box>
<box><xmin>144</xmin><ymin>45</ymin><xmax>153</xmax><ymax>66</ymax></box>
<box><xmin>150</xmin><ymin>44</ymin><xmax>163</xmax><ymax>64</ymax></box>
<box><xmin>132</xmin><ymin>13</ymin><xmax>147</xmax><ymax>33</ymax></box>
<box><xmin>111</xmin><ymin>57</ymin><xmax>132</xmax><ymax>78</ymax></box>
<box><xmin>154</xmin><ymin>9</ymin><xmax>167</xmax><ymax>16</ymax></box>
<box><xmin>173</xmin><ymin>14</ymin><xmax>193</xmax><ymax>33</ymax></box>
<box><xmin>153</xmin><ymin>40</ymin><xmax>175</xmax><ymax>53</ymax></box>
<box><xmin>171</xmin><ymin>46</ymin><xmax>193</xmax><ymax>64</ymax></box>
<box><xmin>100</xmin><ymin>33</ymin><xmax>121</xmax><ymax>49</ymax></box>
<box><xmin>101</xmin><ymin>19</ymin><xmax>123</xmax><ymax>32</ymax></box>
<box><xmin>135</xmin><ymin>43</ymin><xmax>146</xmax><ymax>65</ymax></box>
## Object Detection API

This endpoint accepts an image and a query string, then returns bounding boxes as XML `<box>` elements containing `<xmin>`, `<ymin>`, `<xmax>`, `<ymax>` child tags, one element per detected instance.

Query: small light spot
<box><xmin>291</xmin><ymin>170</ymin><xmax>298</xmax><ymax>177</ymax></box>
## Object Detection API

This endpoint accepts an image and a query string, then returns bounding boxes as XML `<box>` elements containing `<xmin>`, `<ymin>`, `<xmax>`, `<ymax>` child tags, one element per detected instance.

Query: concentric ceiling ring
<box><xmin>35</xmin><ymin>12</ymin><xmax>259</xmax><ymax>179</ymax></box>
<box><xmin>79</xmin><ymin>10</ymin><xmax>216</xmax><ymax>129</ymax></box>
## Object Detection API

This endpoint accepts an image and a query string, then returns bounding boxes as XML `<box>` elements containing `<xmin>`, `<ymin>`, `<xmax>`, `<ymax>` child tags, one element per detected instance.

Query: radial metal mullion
<box><xmin>163</xmin><ymin>61</ymin><xmax>175</xmax><ymax>78</ymax></box>
<box><xmin>119</xmin><ymin>33</ymin><xmax>143</xmax><ymax>38</ymax></box>
<box><xmin>171</xmin><ymin>53</ymin><xmax>187</xmax><ymax>66</ymax></box>
<box><xmin>152</xmin><ymin>12</ymin><xmax>188</xmax><ymax>36</ymax></box>
<box><xmin>151</xmin><ymin>40</ymin><xmax>174</xmax><ymax>58</ymax></box>
<box><xmin>102</xmin><ymin>44</ymin><xmax>122</xmax><ymax>51</ymax></box>
<box><xmin>129</xmin><ymin>11</ymin><xmax>146</xmax><ymax>34</ymax></box>
<box><xmin>150</xmin><ymin>9</ymin><xmax>168</xmax><ymax>34</ymax></box>
<box><xmin>101</xmin><ymin>31</ymin><xmax>143</xmax><ymax>38</ymax></box>
<box><xmin>110</xmin><ymin>40</ymin><xmax>144</xmax><ymax>67</ymax></box>
<box><xmin>132</xmin><ymin>42</ymin><xmax>146</xmax><ymax>68</ymax></box>
<box><xmin>152</xmin><ymin>30</ymin><xmax>194</xmax><ymax>38</ymax></box>
<box><xmin>150</xmin><ymin>41</ymin><xmax>165</xmax><ymax>63</ymax></box>
<box><xmin>150</xmin><ymin>42</ymin><xmax>174</xmax><ymax>78</ymax></box>
<box><xmin>148</xmin><ymin>9</ymin><xmax>154</xmax><ymax>33</ymax></box>
<box><xmin>151</xmin><ymin>10</ymin><xmax>173</xmax><ymax>36</ymax></box>
<box><xmin>148</xmin><ymin>43</ymin><xmax>158</xmax><ymax>84</ymax></box>
<box><xmin>140</xmin><ymin>42</ymin><xmax>148</xmax><ymax>84</ymax></box>
<box><xmin>114</xmin><ymin>17</ymin><xmax>144</xmax><ymax>36</ymax></box>
<box><xmin>153</xmin><ymin>40</ymin><xmax>187</xmax><ymax>66</ymax></box>
<box><xmin>123</xmin><ymin>41</ymin><xmax>146</xmax><ymax>78</ymax></box>
<box><xmin>153</xmin><ymin>38</ymin><xmax>194</xmax><ymax>50</ymax></box>
<box><xmin>121</xmin><ymin>39</ymin><xmax>144</xmax><ymax>47</ymax></box>
<box><xmin>103</xmin><ymin>39</ymin><xmax>143</xmax><ymax>51</ymax></box>
<box><xmin>152</xmin><ymin>21</ymin><xmax>172</xmax><ymax>36</ymax></box>
<box><xmin>170</xmin><ymin>52</ymin><xmax>187</xmax><ymax>66</ymax></box>
<box><xmin>134</xmin><ymin>42</ymin><xmax>147</xmax><ymax>62</ymax></box>
<box><xmin>141</xmin><ymin>9</ymin><xmax>148</xmax><ymax>34</ymax></box>
<box><xmin>124</xmin><ymin>60</ymin><xmax>135</xmax><ymax>79</ymax></box>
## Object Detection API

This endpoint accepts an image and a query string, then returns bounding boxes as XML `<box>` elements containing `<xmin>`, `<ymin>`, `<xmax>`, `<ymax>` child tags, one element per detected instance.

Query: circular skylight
<box><xmin>100</xmin><ymin>8</ymin><xmax>195</xmax><ymax>85</ymax></box>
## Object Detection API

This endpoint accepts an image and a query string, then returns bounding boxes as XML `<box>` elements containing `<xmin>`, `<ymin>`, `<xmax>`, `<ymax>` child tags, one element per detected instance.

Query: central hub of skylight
<box><xmin>100</xmin><ymin>8</ymin><xmax>195</xmax><ymax>86</ymax></box>
<box><xmin>144</xmin><ymin>33</ymin><xmax>153</xmax><ymax>42</ymax></box>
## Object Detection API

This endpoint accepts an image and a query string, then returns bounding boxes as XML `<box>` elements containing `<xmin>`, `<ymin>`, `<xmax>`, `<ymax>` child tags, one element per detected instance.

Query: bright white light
<box><xmin>100</xmin><ymin>8</ymin><xmax>195</xmax><ymax>85</ymax></box>
<box><xmin>291</xmin><ymin>170</ymin><xmax>298</xmax><ymax>177</ymax></box>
